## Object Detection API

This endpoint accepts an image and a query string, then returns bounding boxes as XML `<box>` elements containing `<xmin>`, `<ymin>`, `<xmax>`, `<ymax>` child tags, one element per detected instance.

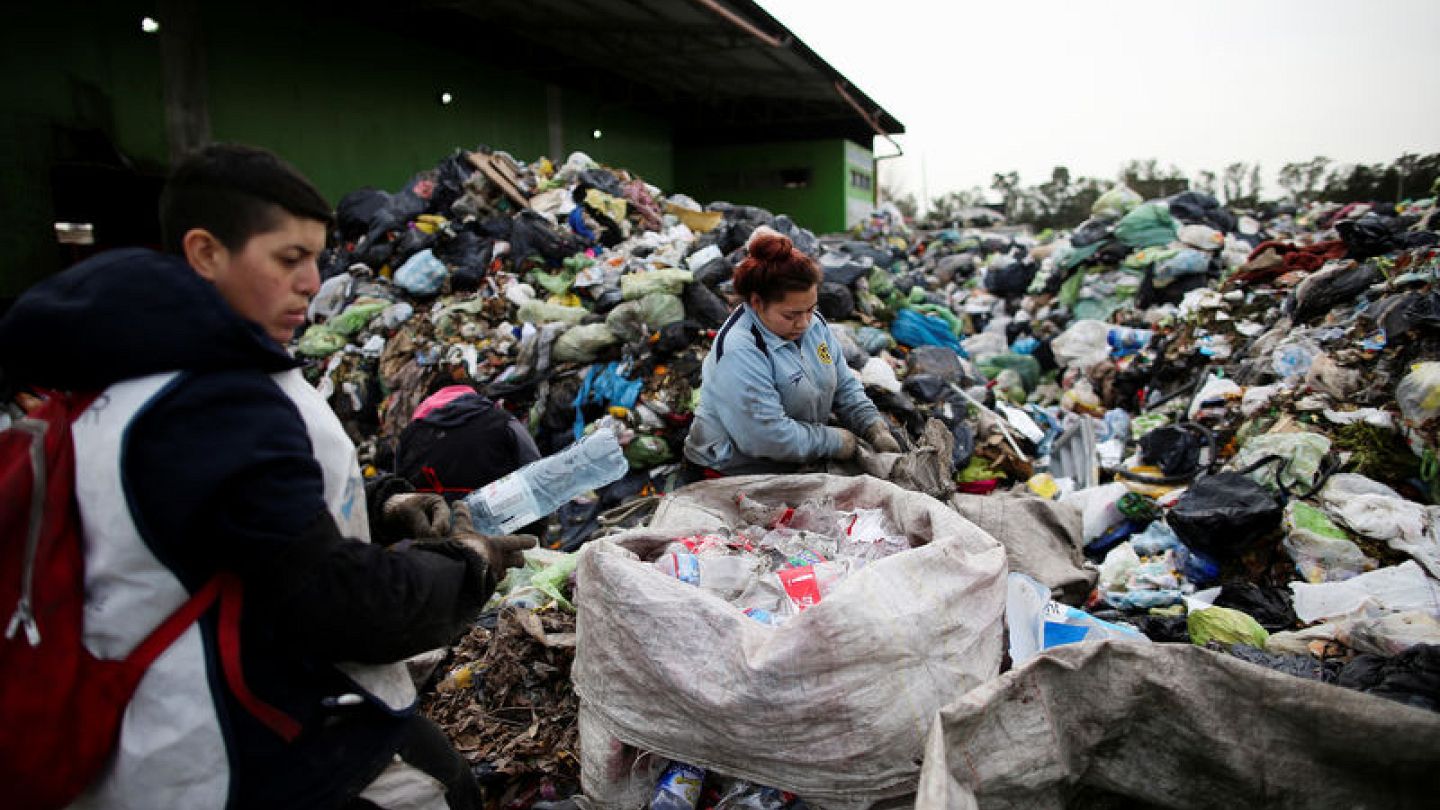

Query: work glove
<box><xmin>831</xmin><ymin>427</ymin><xmax>860</xmax><ymax>461</ymax></box>
<box><xmin>864</xmin><ymin>420</ymin><xmax>902</xmax><ymax>454</ymax></box>
<box><xmin>382</xmin><ymin>492</ymin><xmax>451</xmax><ymax>539</ymax></box>
<box><xmin>449</xmin><ymin>501</ymin><xmax>537</xmax><ymax>574</ymax></box>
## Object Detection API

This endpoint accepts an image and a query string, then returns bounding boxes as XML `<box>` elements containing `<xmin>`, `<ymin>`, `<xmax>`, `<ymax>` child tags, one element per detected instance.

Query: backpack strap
<box><xmin>216</xmin><ymin>574</ymin><xmax>302</xmax><ymax>742</ymax></box>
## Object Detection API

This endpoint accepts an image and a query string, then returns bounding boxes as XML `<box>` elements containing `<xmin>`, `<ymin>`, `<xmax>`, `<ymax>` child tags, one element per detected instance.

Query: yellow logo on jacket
<box><xmin>816</xmin><ymin>342</ymin><xmax>833</xmax><ymax>365</ymax></box>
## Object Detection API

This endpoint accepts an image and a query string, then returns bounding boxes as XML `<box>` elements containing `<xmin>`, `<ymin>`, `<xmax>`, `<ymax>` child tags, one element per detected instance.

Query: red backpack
<box><xmin>0</xmin><ymin>390</ymin><xmax>298</xmax><ymax>809</ymax></box>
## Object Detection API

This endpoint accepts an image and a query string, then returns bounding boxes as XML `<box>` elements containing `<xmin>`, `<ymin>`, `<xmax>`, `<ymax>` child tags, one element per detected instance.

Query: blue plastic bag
<box><xmin>890</xmin><ymin>308</ymin><xmax>965</xmax><ymax>354</ymax></box>
<box><xmin>394</xmin><ymin>248</ymin><xmax>448</xmax><ymax>295</ymax></box>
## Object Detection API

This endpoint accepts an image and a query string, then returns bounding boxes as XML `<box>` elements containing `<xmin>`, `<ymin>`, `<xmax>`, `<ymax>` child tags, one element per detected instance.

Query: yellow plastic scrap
<box><xmin>663</xmin><ymin>202</ymin><xmax>723</xmax><ymax>233</ymax></box>
<box><xmin>1026</xmin><ymin>473</ymin><xmax>1059</xmax><ymax>499</ymax></box>
<box><xmin>1116</xmin><ymin>465</ymin><xmax>1179</xmax><ymax>498</ymax></box>
<box><xmin>584</xmin><ymin>188</ymin><xmax>628</xmax><ymax>222</ymax></box>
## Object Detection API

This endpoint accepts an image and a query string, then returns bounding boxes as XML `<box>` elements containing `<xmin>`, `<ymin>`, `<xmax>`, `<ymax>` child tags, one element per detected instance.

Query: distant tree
<box><xmin>991</xmin><ymin>171</ymin><xmax>1022</xmax><ymax>220</ymax></box>
<box><xmin>1194</xmin><ymin>170</ymin><xmax>1219</xmax><ymax>197</ymax></box>
<box><xmin>1222</xmin><ymin>162</ymin><xmax>1262</xmax><ymax>207</ymax></box>
<box><xmin>923</xmin><ymin>187</ymin><xmax>991</xmax><ymax>228</ymax></box>
<box><xmin>1278</xmin><ymin>156</ymin><xmax>1331</xmax><ymax>204</ymax></box>
<box><xmin>1120</xmin><ymin>159</ymin><xmax>1188</xmax><ymax>200</ymax></box>
<box><xmin>880</xmin><ymin>181</ymin><xmax>917</xmax><ymax>221</ymax></box>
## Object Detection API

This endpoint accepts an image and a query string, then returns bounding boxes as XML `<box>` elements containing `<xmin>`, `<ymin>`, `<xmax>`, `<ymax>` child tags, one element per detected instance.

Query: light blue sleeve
<box><xmin>826</xmin><ymin>325</ymin><xmax>882</xmax><ymax>433</ymax></box>
<box><xmin>709</xmin><ymin>341</ymin><xmax>840</xmax><ymax>463</ymax></box>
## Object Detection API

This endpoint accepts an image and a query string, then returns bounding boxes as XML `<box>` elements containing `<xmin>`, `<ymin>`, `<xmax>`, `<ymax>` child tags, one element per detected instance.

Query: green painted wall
<box><xmin>0</xmin><ymin>3</ymin><xmax>168</xmax><ymax>296</ymax></box>
<box><xmin>674</xmin><ymin>139</ymin><xmax>850</xmax><ymax>234</ymax></box>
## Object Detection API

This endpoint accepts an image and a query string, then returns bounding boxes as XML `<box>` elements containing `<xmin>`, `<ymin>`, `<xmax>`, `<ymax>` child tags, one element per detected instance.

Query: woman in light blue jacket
<box><xmin>684</xmin><ymin>227</ymin><xmax>900</xmax><ymax>475</ymax></box>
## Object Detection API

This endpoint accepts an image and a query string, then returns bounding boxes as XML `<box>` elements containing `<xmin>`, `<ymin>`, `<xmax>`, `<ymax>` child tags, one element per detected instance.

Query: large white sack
<box><xmin>915</xmin><ymin>641</ymin><xmax>1440</xmax><ymax>810</ymax></box>
<box><xmin>574</xmin><ymin>474</ymin><xmax>1007</xmax><ymax>809</ymax></box>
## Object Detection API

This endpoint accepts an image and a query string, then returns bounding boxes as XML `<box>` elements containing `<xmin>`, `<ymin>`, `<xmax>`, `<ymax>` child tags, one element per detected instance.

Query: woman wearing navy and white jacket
<box><xmin>684</xmin><ymin>227</ymin><xmax>901</xmax><ymax>475</ymax></box>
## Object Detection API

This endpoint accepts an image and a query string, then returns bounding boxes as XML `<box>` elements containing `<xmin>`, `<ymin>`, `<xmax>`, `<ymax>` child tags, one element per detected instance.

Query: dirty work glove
<box><xmin>382</xmin><ymin>492</ymin><xmax>451</xmax><ymax>539</ymax></box>
<box><xmin>831</xmin><ymin>428</ymin><xmax>860</xmax><ymax>461</ymax></box>
<box><xmin>450</xmin><ymin>501</ymin><xmax>537</xmax><ymax>574</ymax></box>
<box><xmin>864</xmin><ymin>420</ymin><xmax>902</xmax><ymax>454</ymax></box>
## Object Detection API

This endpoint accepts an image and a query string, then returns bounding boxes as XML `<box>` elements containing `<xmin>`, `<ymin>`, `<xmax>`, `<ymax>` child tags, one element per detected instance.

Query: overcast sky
<box><xmin>755</xmin><ymin>0</ymin><xmax>1440</xmax><ymax>208</ymax></box>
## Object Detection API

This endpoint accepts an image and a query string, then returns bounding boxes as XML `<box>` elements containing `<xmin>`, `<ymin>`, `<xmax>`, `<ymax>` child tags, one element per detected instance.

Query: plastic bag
<box><xmin>394</xmin><ymin>248</ymin><xmax>448</xmax><ymax>295</ymax></box>
<box><xmin>620</xmin><ymin>268</ymin><xmax>693</xmax><ymax>300</ymax></box>
<box><xmin>978</xmin><ymin>353</ymin><xmax>1041</xmax><ymax>392</ymax></box>
<box><xmin>297</xmin><ymin>324</ymin><xmax>346</xmax><ymax>357</ymax></box>
<box><xmin>816</xmin><ymin>281</ymin><xmax>855</xmax><ymax>320</ymax></box>
<box><xmin>1007</xmin><ymin>572</ymin><xmax>1147</xmax><ymax>667</ymax></box>
<box><xmin>1188</xmin><ymin>605</ymin><xmax>1269</xmax><ymax>647</ymax></box>
<box><xmin>1092</xmin><ymin>185</ymin><xmax>1142</xmax><ymax>219</ymax></box>
<box><xmin>890</xmin><ymin>308</ymin><xmax>964</xmax><ymax>353</ymax></box>
<box><xmin>1050</xmin><ymin>319</ymin><xmax>1112</xmax><ymax>370</ymax></box>
<box><xmin>1231</xmin><ymin>431</ymin><xmax>1331</xmax><ymax>493</ymax></box>
<box><xmin>518</xmin><ymin>299</ymin><xmax>589</xmax><ymax>325</ymax></box>
<box><xmin>1397</xmin><ymin>361</ymin><xmax>1440</xmax><ymax>425</ymax></box>
<box><xmin>1153</xmin><ymin>249</ymin><xmax>1211</xmax><ymax>288</ymax></box>
<box><xmin>907</xmin><ymin>344</ymin><xmax>966</xmax><ymax>381</ymax></box>
<box><xmin>553</xmin><ymin>323</ymin><xmax>620</xmax><ymax>364</ymax></box>
<box><xmin>329</xmin><ymin>300</ymin><xmax>388</xmax><ymax>337</ymax></box>
<box><xmin>1290</xmin><ymin>560</ymin><xmax>1440</xmax><ymax>624</ymax></box>
<box><xmin>1283</xmin><ymin>501</ymin><xmax>1372</xmax><ymax>583</ymax></box>
<box><xmin>1166</xmin><ymin>472</ymin><xmax>1282</xmax><ymax>558</ymax></box>
<box><xmin>1177</xmin><ymin>224</ymin><xmax>1224</xmax><ymax>251</ymax></box>
<box><xmin>1318</xmin><ymin>474</ymin><xmax>1440</xmax><ymax>579</ymax></box>
<box><xmin>605</xmin><ymin>293</ymin><xmax>684</xmax><ymax>343</ymax></box>
<box><xmin>1138</xmin><ymin>425</ymin><xmax>1202</xmax><ymax>476</ymax></box>
<box><xmin>1114</xmin><ymin>203</ymin><xmax>1179</xmax><ymax>249</ymax></box>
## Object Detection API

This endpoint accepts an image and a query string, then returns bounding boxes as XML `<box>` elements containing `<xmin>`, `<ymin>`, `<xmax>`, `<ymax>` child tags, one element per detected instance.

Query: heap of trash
<box><xmin>295</xmin><ymin>144</ymin><xmax>1440</xmax><ymax>807</ymax></box>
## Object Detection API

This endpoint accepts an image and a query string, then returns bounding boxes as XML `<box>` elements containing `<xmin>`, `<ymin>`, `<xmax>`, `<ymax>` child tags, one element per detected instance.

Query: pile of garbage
<box><xmin>295</xmin><ymin>143</ymin><xmax>1440</xmax><ymax>805</ymax></box>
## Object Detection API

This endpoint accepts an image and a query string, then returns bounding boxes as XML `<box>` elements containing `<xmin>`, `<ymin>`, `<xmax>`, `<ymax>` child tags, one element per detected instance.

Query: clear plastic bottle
<box><xmin>651</xmin><ymin>761</ymin><xmax>706</xmax><ymax>810</ymax></box>
<box><xmin>462</xmin><ymin>428</ymin><xmax>629</xmax><ymax>535</ymax></box>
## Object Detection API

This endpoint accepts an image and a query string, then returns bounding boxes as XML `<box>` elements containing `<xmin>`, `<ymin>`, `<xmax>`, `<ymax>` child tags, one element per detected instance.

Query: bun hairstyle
<box><xmin>733</xmin><ymin>226</ymin><xmax>821</xmax><ymax>303</ymax></box>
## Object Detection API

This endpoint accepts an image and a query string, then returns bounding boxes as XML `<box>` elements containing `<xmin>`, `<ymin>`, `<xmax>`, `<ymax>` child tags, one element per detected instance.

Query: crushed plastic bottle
<box><xmin>462</xmin><ymin>427</ymin><xmax>629</xmax><ymax>534</ymax></box>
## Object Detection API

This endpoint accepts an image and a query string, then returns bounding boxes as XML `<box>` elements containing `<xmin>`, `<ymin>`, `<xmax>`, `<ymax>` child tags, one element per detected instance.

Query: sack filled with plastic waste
<box><xmin>574</xmin><ymin>474</ymin><xmax>1005</xmax><ymax>808</ymax></box>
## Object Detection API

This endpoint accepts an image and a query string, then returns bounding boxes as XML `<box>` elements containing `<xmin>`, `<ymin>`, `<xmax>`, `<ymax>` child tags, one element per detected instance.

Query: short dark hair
<box><xmin>159</xmin><ymin>143</ymin><xmax>333</xmax><ymax>254</ymax></box>
<box><xmin>732</xmin><ymin>228</ymin><xmax>821</xmax><ymax>302</ymax></box>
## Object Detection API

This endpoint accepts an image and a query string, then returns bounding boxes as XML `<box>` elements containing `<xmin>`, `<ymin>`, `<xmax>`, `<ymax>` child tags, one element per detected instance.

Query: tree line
<box><xmin>885</xmin><ymin>153</ymin><xmax>1440</xmax><ymax>231</ymax></box>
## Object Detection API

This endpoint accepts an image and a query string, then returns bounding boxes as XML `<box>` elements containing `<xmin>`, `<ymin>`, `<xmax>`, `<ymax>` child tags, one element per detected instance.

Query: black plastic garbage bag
<box><xmin>1130</xmin><ymin>614</ymin><xmax>1191</xmax><ymax>643</ymax></box>
<box><xmin>1071</xmin><ymin>217</ymin><xmax>1114</xmax><ymax>247</ymax></box>
<box><xmin>868</xmin><ymin>388</ymin><xmax>924</xmax><ymax>436</ymax></box>
<box><xmin>510</xmin><ymin>210</ymin><xmax>586</xmax><ymax>266</ymax></box>
<box><xmin>1213</xmin><ymin>583</ymin><xmax>1298</xmax><ymax>632</ymax></box>
<box><xmin>907</xmin><ymin>345</ymin><xmax>965</xmax><ymax>382</ymax></box>
<box><xmin>336</xmin><ymin>188</ymin><xmax>390</xmax><ymax>243</ymax></box>
<box><xmin>692</xmin><ymin>255</ymin><xmax>733</xmax><ymax>287</ymax></box>
<box><xmin>773</xmin><ymin>214</ymin><xmax>819</xmax><ymax>257</ymax></box>
<box><xmin>950</xmin><ymin>421</ymin><xmax>975</xmax><ymax>470</ymax></box>
<box><xmin>1336</xmin><ymin>645</ymin><xmax>1440</xmax><ymax>713</ymax></box>
<box><xmin>683</xmin><ymin>281</ymin><xmax>731</xmax><ymax>328</ymax></box>
<box><xmin>821</xmin><ymin>256</ymin><xmax>872</xmax><ymax>287</ymax></box>
<box><xmin>578</xmin><ymin>168</ymin><xmax>625</xmax><ymax>199</ymax></box>
<box><xmin>1219</xmin><ymin>643</ymin><xmax>1339</xmax><ymax>683</ymax></box>
<box><xmin>1169</xmin><ymin>191</ymin><xmax>1236</xmax><ymax>233</ymax></box>
<box><xmin>654</xmin><ymin>321</ymin><xmax>705</xmax><ymax>355</ymax></box>
<box><xmin>903</xmin><ymin>373</ymin><xmax>948</xmax><ymax>403</ymax></box>
<box><xmin>1337</xmin><ymin>214</ymin><xmax>1401</xmax><ymax>260</ymax></box>
<box><xmin>387</xmin><ymin>226</ymin><xmax>437</xmax><ymax>270</ymax></box>
<box><xmin>817</xmin><ymin>282</ymin><xmax>855</xmax><ymax>320</ymax></box>
<box><xmin>1139</xmin><ymin>425</ymin><xmax>1203</xmax><ymax>476</ymax></box>
<box><xmin>985</xmin><ymin>259</ymin><xmax>1037</xmax><ymax>297</ymax></box>
<box><xmin>1167</xmin><ymin>472</ymin><xmax>1282</xmax><ymax>557</ymax></box>
<box><xmin>434</xmin><ymin>229</ymin><xmax>493</xmax><ymax>291</ymax></box>
<box><xmin>1291</xmin><ymin>261</ymin><xmax>1383</xmax><ymax>322</ymax></box>
<box><xmin>432</xmin><ymin>151</ymin><xmax>476</xmax><ymax>213</ymax></box>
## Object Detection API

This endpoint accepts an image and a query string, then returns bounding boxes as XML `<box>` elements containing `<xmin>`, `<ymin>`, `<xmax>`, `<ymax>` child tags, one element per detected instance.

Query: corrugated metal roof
<box><xmin>404</xmin><ymin>0</ymin><xmax>903</xmax><ymax>144</ymax></box>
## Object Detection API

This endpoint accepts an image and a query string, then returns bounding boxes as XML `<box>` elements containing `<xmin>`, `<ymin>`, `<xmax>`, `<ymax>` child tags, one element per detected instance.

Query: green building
<box><xmin>1</xmin><ymin>0</ymin><xmax>903</xmax><ymax>300</ymax></box>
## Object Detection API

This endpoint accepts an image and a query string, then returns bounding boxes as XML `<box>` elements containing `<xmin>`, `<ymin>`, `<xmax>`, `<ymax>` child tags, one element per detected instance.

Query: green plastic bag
<box><xmin>1114</xmin><ymin>203</ymin><xmax>1178</xmax><ymax>249</ymax></box>
<box><xmin>1058</xmin><ymin>268</ymin><xmax>1086</xmax><ymax>308</ymax></box>
<box><xmin>553</xmin><ymin>323</ymin><xmax>620</xmax><ymax>363</ymax></box>
<box><xmin>329</xmin><ymin>300</ymin><xmax>388</xmax><ymax>337</ymax></box>
<box><xmin>531</xmin><ymin>269</ymin><xmax>577</xmax><ymax>297</ymax></box>
<box><xmin>620</xmin><ymin>268</ymin><xmax>692</xmax><ymax>300</ymax></box>
<box><xmin>1232</xmin><ymin>432</ymin><xmax>1332</xmax><ymax>493</ymax></box>
<box><xmin>605</xmin><ymin>293</ymin><xmax>684</xmax><ymax>343</ymax></box>
<box><xmin>1188</xmin><ymin>605</ymin><xmax>1269</xmax><ymax>647</ymax></box>
<box><xmin>518</xmin><ymin>299</ymin><xmax>588</xmax><ymax>325</ymax></box>
<box><xmin>909</xmin><ymin>303</ymin><xmax>963</xmax><ymax>336</ymax></box>
<box><xmin>979</xmin><ymin>353</ymin><xmax>1042</xmax><ymax>392</ymax></box>
<box><xmin>297</xmin><ymin>324</ymin><xmax>346</xmax><ymax>357</ymax></box>
<box><xmin>624</xmin><ymin>434</ymin><xmax>674</xmax><ymax>469</ymax></box>
<box><xmin>958</xmin><ymin>456</ymin><xmax>1003</xmax><ymax>483</ymax></box>
<box><xmin>1059</xmin><ymin>240</ymin><xmax>1105</xmax><ymax>271</ymax></box>
<box><xmin>1092</xmin><ymin>185</ymin><xmax>1143</xmax><ymax>219</ymax></box>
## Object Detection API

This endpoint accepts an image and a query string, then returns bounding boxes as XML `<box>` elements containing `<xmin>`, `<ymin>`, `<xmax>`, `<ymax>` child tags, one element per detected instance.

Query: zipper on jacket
<box><xmin>5</xmin><ymin>418</ymin><xmax>48</xmax><ymax>646</ymax></box>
